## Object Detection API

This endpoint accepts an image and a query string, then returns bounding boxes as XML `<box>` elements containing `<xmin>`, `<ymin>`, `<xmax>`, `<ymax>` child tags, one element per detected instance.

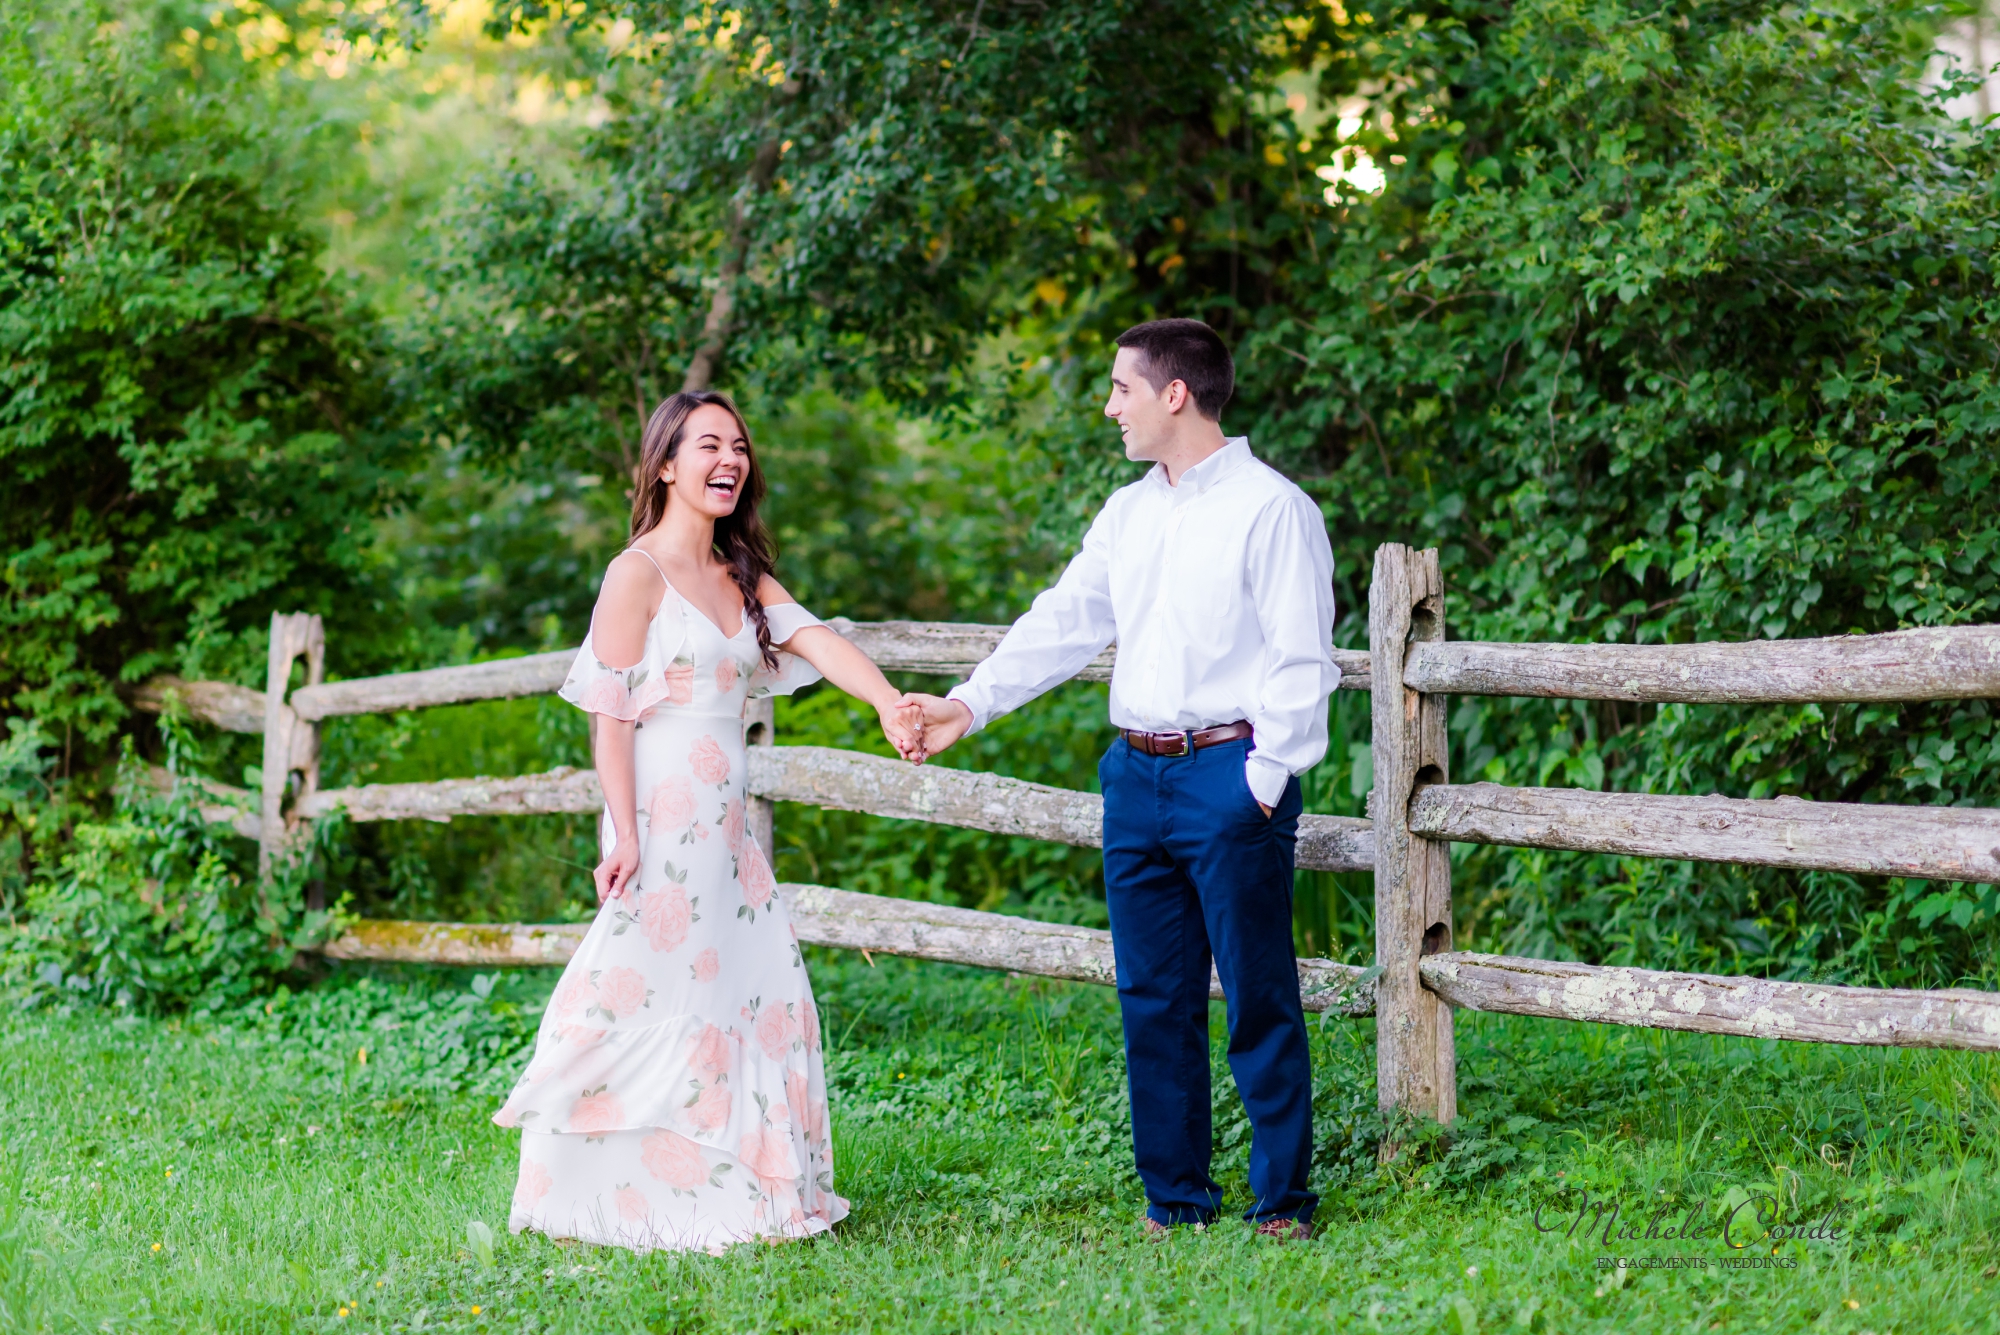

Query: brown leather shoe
<box><xmin>1254</xmin><ymin>1217</ymin><xmax>1313</xmax><ymax>1242</ymax></box>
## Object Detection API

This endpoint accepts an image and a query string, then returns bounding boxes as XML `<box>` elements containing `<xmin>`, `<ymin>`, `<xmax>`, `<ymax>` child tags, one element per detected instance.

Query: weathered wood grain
<box><xmin>1371</xmin><ymin>544</ymin><xmax>1457</xmax><ymax>1130</ymax></box>
<box><xmin>125</xmin><ymin>676</ymin><xmax>268</xmax><ymax>734</ymax></box>
<box><xmin>1405</xmin><ymin>625</ymin><xmax>2000</xmax><ymax>703</ymax></box>
<box><xmin>301</xmin><ymin>766</ymin><xmax>605</xmax><ymax>823</ymax></box>
<box><xmin>318</xmin><ymin>886</ymin><xmax>1381</xmax><ymax>1014</ymax></box>
<box><xmin>1409</xmin><ymin>782</ymin><xmax>2000</xmax><ymax>885</ymax></box>
<box><xmin>1420</xmin><ymin>952</ymin><xmax>2000</xmax><ymax>1051</ymax></box>
<box><xmin>260</xmin><ymin>613</ymin><xmax>323</xmax><ymax>880</ymax></box>
<box><xmin>322</xmin><ymin>919</ymin><xmax>590</xmax><ymax>967</ymax></box>
<box><xmin>749</xmin><ymin>745</ymin><xmax>1375</xmax><ymax>873</ymax></box>
<box><xmin>288</xmin><ymin>650</ymin><xmax>576</xmax><ymax>721</ymax></box>
<box><xmin>133</xmin><ymin>620</ymin><xmax>1373</xmax><ymax>736</ymax></box>
<box><xmin>196</xmin><ymin>746</ymin><xmax>1378</xmax><ymax>869</ymax></box>
<box><xmin>827</xmin><ymin>618</ymin><xmax>1374</xmax><ymax>691</ymax></box>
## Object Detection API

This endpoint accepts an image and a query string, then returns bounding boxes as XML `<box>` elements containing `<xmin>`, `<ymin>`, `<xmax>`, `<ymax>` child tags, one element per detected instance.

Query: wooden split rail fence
<box><xmin>130</xmin><ymin>545</ymin><xmax>2000</xmax><ymax>1129</ymax></box>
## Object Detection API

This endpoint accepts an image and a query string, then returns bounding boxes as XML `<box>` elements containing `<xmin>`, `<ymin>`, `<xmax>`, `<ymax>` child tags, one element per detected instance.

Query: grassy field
<box><xmin>2</xmin><ymin>952</ymin><xmax>1996</xmax><ymax>1334</ymax></box>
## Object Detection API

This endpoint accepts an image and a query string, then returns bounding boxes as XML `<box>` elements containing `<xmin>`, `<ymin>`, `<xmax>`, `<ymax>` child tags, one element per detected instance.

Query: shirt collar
<box><xmin>1153</xmin><ymin>436</ymin><xmax>1252</xmax><ymax>495</ymax></box>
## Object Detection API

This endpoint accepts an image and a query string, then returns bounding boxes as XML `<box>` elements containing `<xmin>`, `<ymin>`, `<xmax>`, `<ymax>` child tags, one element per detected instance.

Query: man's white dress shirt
<box><xmin>947</xmin><ymin>437</ymin><xmax>1339</xmax><ymax>807</ymax></box>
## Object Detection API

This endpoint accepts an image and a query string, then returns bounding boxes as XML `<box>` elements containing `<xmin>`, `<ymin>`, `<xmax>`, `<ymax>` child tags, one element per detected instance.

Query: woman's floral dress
<box><xmin>493</xmin><ymin>585</ymin><xmax>846</xmax><ymax>1253</ymax></box>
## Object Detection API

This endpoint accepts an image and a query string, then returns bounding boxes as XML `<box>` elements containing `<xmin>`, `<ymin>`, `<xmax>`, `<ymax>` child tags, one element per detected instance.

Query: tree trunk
<box><xmin>681</xmin><ymin>137</ymin><xmax>786</xmax><ymax>391</ymax></box>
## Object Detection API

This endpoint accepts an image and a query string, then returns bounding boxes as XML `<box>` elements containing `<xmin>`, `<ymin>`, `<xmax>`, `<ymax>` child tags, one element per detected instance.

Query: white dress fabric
<box><xmin>493</xmin><ymin>583</ymin><xmax>847</xmax><ymax>1252</ymax></box>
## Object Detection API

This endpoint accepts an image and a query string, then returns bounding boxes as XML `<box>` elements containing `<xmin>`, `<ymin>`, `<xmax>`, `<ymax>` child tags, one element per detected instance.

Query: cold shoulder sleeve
<box><xmin>748</xmin><ymin>600</ymin><xmax>826</xmax><ymax>698</ymax></box>
<box><xmin>558</xmin><ymin>601</ymin><xmax>693</xmax><ymax>720</ymax></box>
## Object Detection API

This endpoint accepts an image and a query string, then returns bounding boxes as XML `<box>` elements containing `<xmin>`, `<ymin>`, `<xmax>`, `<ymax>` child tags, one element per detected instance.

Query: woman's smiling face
<box><xmin>665</xmin><ymin>402</ymin><xmax>751</xmax><ymax>519</ymax></box>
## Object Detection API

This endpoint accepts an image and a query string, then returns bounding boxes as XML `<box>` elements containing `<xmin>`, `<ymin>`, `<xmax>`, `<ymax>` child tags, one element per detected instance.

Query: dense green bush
<box><xmin>0</xmin><ymin>5</ymin><xmax>395</xmax><ymax>739</ymax></box>
<box><xmin>2</xmin><ymin>719</ymin><xmax>337</xmax><ymax>1013</ymax></box>
<box><xmin>1248</xmin><ymin>0</ymin><xmax>2000</xmax><ymax>985</ymax></box>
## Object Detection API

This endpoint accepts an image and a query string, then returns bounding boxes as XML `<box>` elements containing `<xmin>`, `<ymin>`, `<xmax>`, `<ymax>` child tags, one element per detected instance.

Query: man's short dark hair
<box><xmin>1113</xmin><ymin>319</ymin><xmax>1234</xmax><ymax>420</ymax></box>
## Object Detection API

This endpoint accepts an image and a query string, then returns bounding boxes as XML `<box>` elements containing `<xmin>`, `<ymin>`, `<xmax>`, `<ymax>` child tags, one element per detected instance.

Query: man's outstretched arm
<box><xmin>903</xmin><ymin>509</ymin><xmax>1118</xmax><ymax>760</ymax></box>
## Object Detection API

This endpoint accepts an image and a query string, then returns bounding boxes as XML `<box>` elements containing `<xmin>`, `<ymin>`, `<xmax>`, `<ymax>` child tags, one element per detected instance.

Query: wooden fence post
<box><xmin>1369</xmin><ymin>544</ymin><xmax>1457</xmax><ymax>1139</ymax></box>
<box><xmin>258</xmin><ymin>613</ymin><xmax>325</xmax><ymax>884</ymax></box>
<box><xmin>745</xmin><ymin>695</ymin><xmax>776</xmax><ymax>861</ymax></box>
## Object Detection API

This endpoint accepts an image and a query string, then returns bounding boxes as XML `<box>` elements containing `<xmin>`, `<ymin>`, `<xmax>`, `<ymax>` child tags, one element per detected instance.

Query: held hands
<box><xmin>877</xmin><ymin>697</ymin><xmax>928</xmax><ymax>763</ymax></box>
<box><xmin>594</xmin><ymin>834</ymin><xmax>641</xmax><ymax>904</ymax></box>
<box><xmin>894</xmin><ymin>693</ymin><xmax>974</xmax><ymax>763</ymax></box>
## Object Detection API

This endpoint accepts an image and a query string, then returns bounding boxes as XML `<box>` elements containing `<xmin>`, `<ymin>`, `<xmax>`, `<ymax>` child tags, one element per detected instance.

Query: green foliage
<box><xmin>2</xmin><ymin>718</ymin><xmax>337</xmax><ymax>1014</ymax></box>
<box><xmin>0</xmin><ymin>1</ymin><xmax>395</xmax><ymax>745</ymax></box>
<box><xmin>1233</xmin><ymin>0</ymin><xmax>2000</xmax><ymax>985</ymax></box>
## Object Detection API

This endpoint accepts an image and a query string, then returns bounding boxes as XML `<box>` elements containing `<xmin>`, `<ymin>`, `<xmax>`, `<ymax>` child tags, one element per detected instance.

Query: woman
<box><xmin>494</xmin><ymin>389</ymin><xmax>924</xmax><ymax>1252</ymax></box>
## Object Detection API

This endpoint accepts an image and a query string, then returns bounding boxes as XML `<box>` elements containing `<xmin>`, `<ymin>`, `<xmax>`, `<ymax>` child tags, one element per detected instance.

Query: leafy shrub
<box><xmin>0</xmin><ymin>2</ymin><xmax>394</xmax><ymax>756</ymax></box>
<box><xmin>2</xmin><ymin>720</ymin><xmax>336</xmax><ymax>1014</ymax></box>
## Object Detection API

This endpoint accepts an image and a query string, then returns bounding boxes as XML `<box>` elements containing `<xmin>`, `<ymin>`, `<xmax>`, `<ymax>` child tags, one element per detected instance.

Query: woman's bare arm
<box><xmin>589</xmin><ymin>553</ymin><xmax>662</xmax><ymax>899</ymax></box>
<box><xmin>760</xmin><ymin>577</ymin><xmax>924</xmax><ymax>760</ymax></box>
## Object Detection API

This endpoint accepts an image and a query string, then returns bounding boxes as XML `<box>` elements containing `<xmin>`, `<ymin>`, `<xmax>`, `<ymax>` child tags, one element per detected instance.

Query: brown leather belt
<box><xmin>1120</xmin><ymin>720</ymin><xmax>1253</xmax><ymax>758</ymax></box>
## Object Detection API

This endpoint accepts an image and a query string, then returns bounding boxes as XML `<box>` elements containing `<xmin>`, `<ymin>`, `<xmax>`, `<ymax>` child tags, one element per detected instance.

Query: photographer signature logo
<box><xmin>1534</xmin><ymin>1186</ymin><xmax>1847</xmax><ymax>1255</ymax></box>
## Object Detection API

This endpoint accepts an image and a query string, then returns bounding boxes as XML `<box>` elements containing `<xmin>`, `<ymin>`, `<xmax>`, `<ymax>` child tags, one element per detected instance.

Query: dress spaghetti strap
<box><xmin>622</xmin><ymin>546</ymin><xmax>669</xmax><ymax>583</ymax></box>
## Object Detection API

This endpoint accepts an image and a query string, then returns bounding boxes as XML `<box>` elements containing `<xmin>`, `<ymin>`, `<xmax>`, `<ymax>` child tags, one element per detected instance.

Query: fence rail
<box><xmin>1409</xmin><ymin>783</ymin><xmax>2000</xmax><ymax>885</ymax></box>
<box><xmin>128</xmin><ymin>547</ymin><xmax>2000</xmax><ymax>1145</ymax></box>
<box><xmin>1406</xmin><ymin>625</ymin><xmax>2000</xmax><ymax>703</ymax></box>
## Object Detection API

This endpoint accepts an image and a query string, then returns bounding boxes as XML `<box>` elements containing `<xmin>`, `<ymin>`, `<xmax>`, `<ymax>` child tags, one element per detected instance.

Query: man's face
<box><xmin>1104</xmin><ymin>346</ymin><xmax>1177</xmax><ymax>462</ymax></box>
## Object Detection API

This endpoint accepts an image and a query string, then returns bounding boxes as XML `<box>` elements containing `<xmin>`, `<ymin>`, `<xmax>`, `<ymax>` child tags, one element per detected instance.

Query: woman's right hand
<box><xmin>594</xmin><ymin>834</ymin><xmax>642</xmax><ymax>904</ymax></box>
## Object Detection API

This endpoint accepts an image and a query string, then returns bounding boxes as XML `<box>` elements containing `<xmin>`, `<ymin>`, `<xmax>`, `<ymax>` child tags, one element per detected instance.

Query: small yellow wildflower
<box><xmin>151</xmin><ymin>1243</ymin><xmax>161</xmax><ymax>1253</ymax></box>
<box><xmin>471</xmin><ymin>1305</ymin><xmax>483</xmax><ymax>1315</ymax></box>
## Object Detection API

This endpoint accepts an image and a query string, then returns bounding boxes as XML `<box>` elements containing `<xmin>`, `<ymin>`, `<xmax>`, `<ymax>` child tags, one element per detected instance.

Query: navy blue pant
<box><xmin>1099</xmin><ymin>736</ymin><xmax>1317</xmax><ymax>1226</ymax></box>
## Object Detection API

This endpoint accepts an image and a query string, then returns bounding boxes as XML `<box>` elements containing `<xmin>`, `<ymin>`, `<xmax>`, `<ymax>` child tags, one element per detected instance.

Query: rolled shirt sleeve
<box><xmin>1242</xmin><ymin>493</ymin><xmax>1340</xmax><ymax>807</ymax></box>
<box><xmin>946</xmin><ymin>508</ymin><xmax>1118</xmax><ymax>735</ymax></box>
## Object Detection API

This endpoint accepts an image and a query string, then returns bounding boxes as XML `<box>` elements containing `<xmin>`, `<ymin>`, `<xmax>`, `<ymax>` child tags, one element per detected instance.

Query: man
<box><xmin>905</xmin><ymin>318</ymin><xmax>1339</xmax><ymax>1238</ymax></box>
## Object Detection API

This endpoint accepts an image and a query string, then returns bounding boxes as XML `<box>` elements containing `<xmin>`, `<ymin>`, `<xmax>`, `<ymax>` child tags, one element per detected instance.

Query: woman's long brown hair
<box><xmin>630</xmin><ymin>390</ymin><xmax>780</xmax><ymax>670</ymax></box>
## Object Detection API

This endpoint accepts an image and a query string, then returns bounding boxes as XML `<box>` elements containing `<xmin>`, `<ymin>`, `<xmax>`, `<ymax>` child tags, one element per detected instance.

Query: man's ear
<box><xmin>1163</xmin><ymin>378</ymin><xmax>1191</xmax><ymax>415</ymax></box>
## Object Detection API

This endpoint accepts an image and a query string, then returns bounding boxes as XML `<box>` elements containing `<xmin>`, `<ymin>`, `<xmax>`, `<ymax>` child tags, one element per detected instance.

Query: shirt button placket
<box><xmin>1149</xmin><ymin>501</ymin><xmax>1189</xmax><ymax>711</ymax></box>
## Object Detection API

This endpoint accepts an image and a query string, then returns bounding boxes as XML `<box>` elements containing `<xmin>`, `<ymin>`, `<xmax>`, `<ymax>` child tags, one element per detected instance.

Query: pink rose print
<box><xmin>641</xmin><ymin>1130</ymin><xmax>709</xmax><ymax>1191</ymax></box>
<box><xmin>740</xmin><ymin>845</ymin><xmax>776</xmax><ymax>913</ymax></box>
<box><xmin>721</xmin><ymin>799</ymin><xmax>746</xmax><ymax>854</ymax></box>
<box><xmin>597</xmin><ymin>966</ymin><xmax>649</xmax><ymax>1020</ymax></box>
<box><xmin>616</xmin><ymin>1185</ymin><xmax>649</xmax><ymax>1221</ymax></box>
<box><xmin>663</xmin><ymin>662</ymin><xmax>696</xmax><ymax>706</ymax></box>
<box><xmin>580</xmin><ymin>676</ymin><xmax>628</xmax><ymax>716</ymax></box>
<box><xmin>558</xmin><ymin>1023</ymin><xmax>609</xmax><ymax>1050</ymax></box>
<box><xmin>806</xmin><ymin>1098</ymin><xmax>828</xmax><ymax>1144</ymax></box>
<box><xmin>516</xmin><ymin>1159</ymin><xmax>553</xmax><ymax>1207</ymax></box>
<box><xmin>754</xmin><ymin>1002</ymin><xmax>795</xmax><ymax>1061</ymax></box>
<box><xmin>715</xmin><ymin>658</ymin><xmax>739</xmax><ymax>692</ymax></box>
<box><xmin>685</xmin><ymin>1082</ymin><xmax>732</xmax><ymax>1131</ymax></box>
<box><xmin>738</xmin><ymin>1126</ymin><xmax>796</xmax><ymax>1184</ymax></box>
<box><xmin>692</xmin><ymin>948</ymin><xmax>721</xmax><ymax>983</ymax></box>
<box><xmin>785</xmin><ymin>1069</ymin><xmax>810</xmax><ymax>1128</ymax></box>
<box><xmin>798</xmin><ymin>998</ymin><xmax>821</xmax><ymax>1053</ymax></box>
<box><xmin>640</xmin><ymin>882</ymin><xmax>693</xmax><ymax>953</ymax></box>
<box><xmin>688</xmin><ymin>734</ymin><xmax>731</xmax><ymax>786</ymax></box>
<box><xmin>570</xmin><ymin>1086</ymin><xmax>626</xmax><ymax>1135</ymax></box>
<box><xmin>647</xmin><ymin>776</ymin><xmax>698</xmax><ymax>831</ymax></box>
<box><xmin>554</xmin><ymin>974</ymin><xmax>597</xmax><ymax>1021</ymax></box>
<box><xmin>632</xmin><ymin>675</ymin><xmax>671</xmax><ymax>714</ymax></box>
<box><xmin>686</xmin><ymin>1023</ymin><xmax>733</xmax><ymax>1077</ymax></box>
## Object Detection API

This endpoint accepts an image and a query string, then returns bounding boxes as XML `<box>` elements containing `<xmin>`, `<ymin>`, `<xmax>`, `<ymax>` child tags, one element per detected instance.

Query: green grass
<box><xmin>2</xmin><ymin>953</ymin><xmax>1996</xmax><ymax>1334</ymax></box>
